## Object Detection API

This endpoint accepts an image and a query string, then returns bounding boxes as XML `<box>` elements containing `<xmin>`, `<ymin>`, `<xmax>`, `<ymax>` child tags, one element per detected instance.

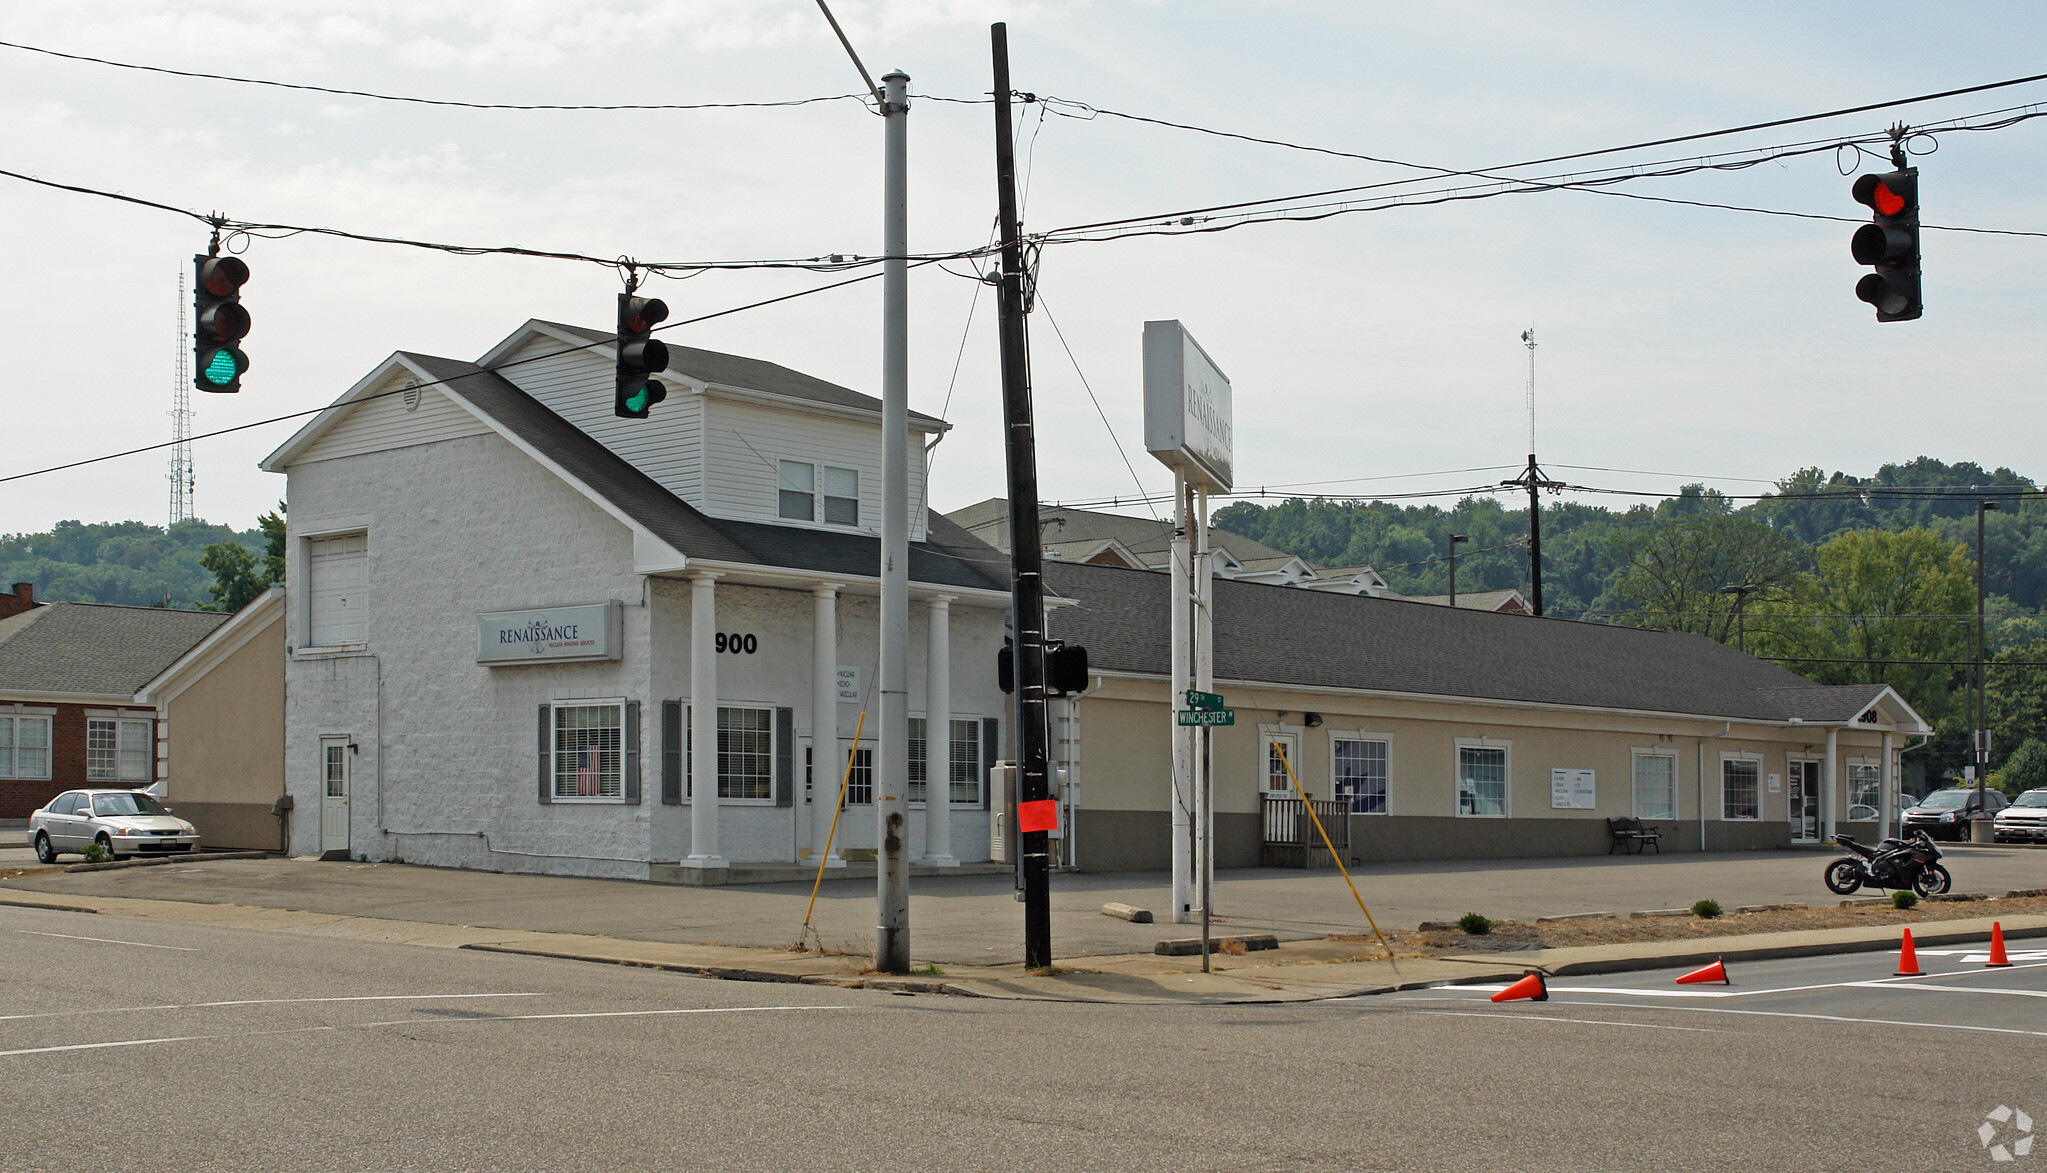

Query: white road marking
<box><xmin>1420</xmin><ymin>1010</ymin><xmax>1722</xmax><ymax>1033</ymax></box>
<box><xmin>17</xmin><ymin>930</ymin><xmax>197</xmax><ymax>951</ymax></box>
<box><xmin>1399</xmin><ymin>997</ymin><xmax>2047</xmax><ymax>1042</ymax></box>
<box><xmin>1435</xmin><ymin>958</ymin><xmax>2047</xmax><ymax>1000</ymax></box>
<box><xmin>0</xmin><ymin>992</ymin><xmax>549</xmax><ymax>1024</ymax></box>
<box><xmin>1845</xmin><ymin>982</ymin><xmax>2047</xmax><ymax>999</ymax></box>
<box><xmin>0</xmin><ymin>1005</ymin><xmax>848</xmax><ymax>1059</ymax></box>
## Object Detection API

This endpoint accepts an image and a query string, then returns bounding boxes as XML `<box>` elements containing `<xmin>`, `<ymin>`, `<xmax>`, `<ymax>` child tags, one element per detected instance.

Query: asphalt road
<box><xmin>4</xmin><ymin>903</ymin><xmax>2039</xmax><ymax>1171</ymax></box>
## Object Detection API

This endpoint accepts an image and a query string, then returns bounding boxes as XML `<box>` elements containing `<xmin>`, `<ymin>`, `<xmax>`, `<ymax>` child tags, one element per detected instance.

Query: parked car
<box><xmin>1900</xmin><ymin>786</ymin><xmax>2010</xmax><ymax>841</ymax></box>
<box><xmin>28</xmin><ymin>789</ymin><xmax>200</xmax><ymax>864</ymax></box>
<box><xmin>1995</xmin><ymin>788</ymin><xmax>2047</xmax><ymax>844</ymax></box>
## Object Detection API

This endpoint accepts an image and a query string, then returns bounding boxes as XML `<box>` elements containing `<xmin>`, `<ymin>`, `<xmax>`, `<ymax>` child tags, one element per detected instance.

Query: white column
<box><xmin>1169</xmin><ymin>469</ymin><xmax>1192</xmax><ymax>923</ymax></box>
<box><xmin>688</xmin><ymin>573</ymin><xmax>725</xmax><ymax>868</ymax></box>
<box><xmin>812</xmin><ymin>584</ymin><xmax>845</xmax><ymax>867</ymax></box>
<box><xmin>1881</xmin><ymin>730</ymin><xmax>1896</xmax><ymax>838</ymax></box>
<box><xmin>925</xmin><ymin>595</ymin><xmax>958</xmax><ymax>866</ymax></box>
<box><xmin>1822</xmin><ymin>726</ymin><xmax>1839</xmax><ymax>842</ymax></box>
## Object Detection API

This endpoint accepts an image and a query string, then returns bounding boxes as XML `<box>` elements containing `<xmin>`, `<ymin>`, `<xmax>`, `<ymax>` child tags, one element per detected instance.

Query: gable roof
<box><xmin>0</xmin><ymin>603</ymin><xmax>230</xmax><ymax>698</ymax></box>
<box><xmin>1041</xmin><ymin>560</ymin><xmax>1929</xmax><ymax>728</ymax></box>
<box><xmin>524</xmin><ymin>321</ymin><xmax>948</xmax><ymax>431</ymax></box>
<box><xmin>398</xmin><ymin>353</ymin><xmax>1009</xmax><ymax>594</ymax></box>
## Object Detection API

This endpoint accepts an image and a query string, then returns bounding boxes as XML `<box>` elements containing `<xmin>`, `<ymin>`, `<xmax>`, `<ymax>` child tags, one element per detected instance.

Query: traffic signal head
<box><xmin>1850</xmin><ymin>168</ymin><xmax>1920</xmax><ymax>322</ymax></box>
<box><xmin>193</xmin><ymin>255</ymin><xmax>251</xmax><ymax>392</ymax></box>
<box><xmin>614</xmin><ymin>294</ymin><xmax>670</xmax><ymax>418</ymax></box>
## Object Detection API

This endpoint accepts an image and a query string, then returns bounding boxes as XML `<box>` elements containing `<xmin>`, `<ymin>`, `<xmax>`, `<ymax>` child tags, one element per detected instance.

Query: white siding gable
<box><xmin>494</xmin><ymin>334</ymin><xmax>706</xmax><ymax>508</ymax></box>
<box><xmin>705</xmin><ymin>397</ymin><xmax>929</xmax><ymax>542</ymax></box>
<box><xmin>293</xmin><ymin>375</ymin><xmax>487</xmax><ymax>466</ymax></box>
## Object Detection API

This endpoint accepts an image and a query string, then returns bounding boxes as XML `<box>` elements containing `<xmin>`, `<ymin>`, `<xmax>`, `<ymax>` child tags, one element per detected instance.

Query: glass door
<box><xmin>1788</xmin><ymin>759</ymin><xmax>1820</xmax><ymax>842</ymax></box>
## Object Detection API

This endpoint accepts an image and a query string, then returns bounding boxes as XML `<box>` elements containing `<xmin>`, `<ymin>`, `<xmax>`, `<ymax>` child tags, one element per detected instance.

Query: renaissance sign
<box><xmin>476</xmin><ymin>600</ymin><xmax>622</xmax><ymax>665</ymax></box>
<box><xmin>1142</xmin><ymin>320</ymin><xmax>1234</xmax><ymax>492</ymax></box>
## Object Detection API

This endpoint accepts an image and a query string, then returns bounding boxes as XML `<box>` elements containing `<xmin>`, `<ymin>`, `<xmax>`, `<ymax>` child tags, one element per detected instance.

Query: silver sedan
<box><xmin>29</xmin><ymin>789</ymin><xmax>200</xmax><ymax>863</ymax></box>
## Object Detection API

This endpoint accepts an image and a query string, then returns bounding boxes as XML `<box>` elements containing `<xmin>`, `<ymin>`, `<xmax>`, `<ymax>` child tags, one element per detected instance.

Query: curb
<box><xmin>0</xmin><ymin>896</ymin><xmax>98</xmax><ymax>914</ymax></box>
<box><xmin>62</xmin><ymin>851</ymin><xmax>272</xmax><ymax>874</ymax></box>
<box><xmin>459</xmin><ymin>942</ymin><xmax>984</xmax><ymax>998</ymax></box>
<box><xmin>1531</xmin><ymin>920</ymin><xmax>2047</xmax><ymax>978</ymax></box>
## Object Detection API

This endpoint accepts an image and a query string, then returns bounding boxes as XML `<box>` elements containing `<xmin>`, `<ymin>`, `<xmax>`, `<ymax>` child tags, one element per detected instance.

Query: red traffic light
<box><xmin>197</xmin><ymin>256</ymin><xmax>250</xmax><ymax>298</ymax></box>
<box><xmin>623</xmin><ymin>296</ymin><xmax>667</xmax><ymax>334</ymax></box>
<box><xmin>1853</xmin><ymin>175</ymin><xmax>1906</xmax><ymax>216</ymax></box>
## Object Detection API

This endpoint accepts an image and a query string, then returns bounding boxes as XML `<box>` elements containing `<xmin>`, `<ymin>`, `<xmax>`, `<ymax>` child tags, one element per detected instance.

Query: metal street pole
<box><xmin>991</xmin><ymin>24</ymin><xmax>1053</xmax><ymax>970</ymax></box>
<box><xmin>875</xmin><ymin>68</ymin><xmax>911</xmax><ymax>974</ymax></box>
<box><xmin>1976</xmin><ymin>499</ymin><xmax>1998</xmax><ymax>838</ymax></box>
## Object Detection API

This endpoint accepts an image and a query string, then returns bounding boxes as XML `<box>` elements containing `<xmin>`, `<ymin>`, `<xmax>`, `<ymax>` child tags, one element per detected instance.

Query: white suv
<box><xmin>1995</xmin><ymin>788</ymin><xmax>2047</xmax><ymax>844</ymax></box>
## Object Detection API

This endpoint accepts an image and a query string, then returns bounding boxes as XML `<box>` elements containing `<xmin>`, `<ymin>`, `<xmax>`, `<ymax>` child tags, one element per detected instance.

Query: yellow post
<box><xmin>1274</xmin><ymin>741</ymin><xmax>1396</xmax><ymax>965</ymax></box>
<box><xmin>802</xmin><ymin>708</ymin><xmax>868</xmax><ymax>942</ymax></box>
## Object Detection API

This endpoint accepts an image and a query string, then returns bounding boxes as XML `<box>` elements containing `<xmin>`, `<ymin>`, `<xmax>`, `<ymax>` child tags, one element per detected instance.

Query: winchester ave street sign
<box><xmin>1177</xmin><ymin>708</ymin><xmax>1236</xmax><ymax>727</ymax></box>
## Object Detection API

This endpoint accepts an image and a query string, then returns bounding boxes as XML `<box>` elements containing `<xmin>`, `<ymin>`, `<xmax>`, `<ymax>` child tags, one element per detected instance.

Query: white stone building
<box><xmin>261</xmin><ymin>319</ymin><xmax>1012</xmax><ymax>880</ymax></box>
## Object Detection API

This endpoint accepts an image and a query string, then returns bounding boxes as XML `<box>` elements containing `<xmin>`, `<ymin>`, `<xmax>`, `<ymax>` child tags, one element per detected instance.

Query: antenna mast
<box><xmin>1501</xmin><ymin>324</ymin><xmax>1561</xmax><ymax>616</ymax></box>
<box><xmin>168</xmin><ymin>270</ymin><xmax>195</xmax><ymax>526</ymax></box>
<box><xmin>1523</xmin><ymin>325</ymin><xmax>1536</xmax><ymax>452</ymax></box>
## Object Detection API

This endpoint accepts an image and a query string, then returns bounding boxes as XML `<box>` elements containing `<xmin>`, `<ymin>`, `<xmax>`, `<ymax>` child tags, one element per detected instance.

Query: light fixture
<box><xmin>1304</xmin><ymin>712</ymin><xmax>1324</xmax><ymax>728</ymax></box>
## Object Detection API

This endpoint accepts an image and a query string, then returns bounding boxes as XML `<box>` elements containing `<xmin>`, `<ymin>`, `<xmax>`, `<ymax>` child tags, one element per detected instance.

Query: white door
<box><xmin>1265</xmin><ymin>733</ymin><xmax>1302</xmax><ymax>798</ymax></box>
<box><xmin>320</xmin><ymin>738</ymin><xmax>351</xmax><ymax>855</ymax></box>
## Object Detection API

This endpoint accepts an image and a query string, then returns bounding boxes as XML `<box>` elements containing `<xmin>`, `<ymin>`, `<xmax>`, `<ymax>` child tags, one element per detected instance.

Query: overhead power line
<box><xmin>0</xmin><ymin>260</ymin><xmax>928</xmax><ymax>486</ymax></box>
<box><xmin>0</xmin><ymin>38</ymin><xmax>869</xmax><ymax>112</ymax></box>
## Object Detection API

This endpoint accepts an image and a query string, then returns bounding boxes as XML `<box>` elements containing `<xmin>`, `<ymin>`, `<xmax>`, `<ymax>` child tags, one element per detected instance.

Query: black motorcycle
<box><xmin>1824</xmin><ymin>830</ymin><xmax>1951</xmax><ymax>898</ymax></box>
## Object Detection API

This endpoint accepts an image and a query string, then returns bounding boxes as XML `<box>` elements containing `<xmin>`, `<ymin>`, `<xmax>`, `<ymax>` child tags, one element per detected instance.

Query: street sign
<box><xmin>1176</xmin><ymin>708</ymin><xmax>1235</xmax><ymax>727</ymax></box>
<box><xmin>1184</xmin><ymin>688</ymin><xmax>1225</xmax><ymax>711</ymax></box>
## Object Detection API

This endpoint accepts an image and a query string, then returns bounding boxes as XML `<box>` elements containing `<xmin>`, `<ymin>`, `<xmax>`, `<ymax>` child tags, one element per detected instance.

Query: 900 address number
<box><xmin>714</xmin><ymin>633</ymin><xmax>758</xmax><ymax>654</ymax></box>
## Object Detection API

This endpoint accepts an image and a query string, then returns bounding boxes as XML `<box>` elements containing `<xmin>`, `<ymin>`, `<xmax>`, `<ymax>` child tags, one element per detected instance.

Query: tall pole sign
<box><xmin>1144</xmin><ymin>320</ymin><xmax>1233</xmax><ymax>927</ymax></box>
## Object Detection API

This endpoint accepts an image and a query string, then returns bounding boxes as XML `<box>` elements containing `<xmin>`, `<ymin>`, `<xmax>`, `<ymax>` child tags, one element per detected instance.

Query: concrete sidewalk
<box><xmin>3</xmin><ymin>846</ymin><xmax>2043</xmax><ymax>1004</ymax></box>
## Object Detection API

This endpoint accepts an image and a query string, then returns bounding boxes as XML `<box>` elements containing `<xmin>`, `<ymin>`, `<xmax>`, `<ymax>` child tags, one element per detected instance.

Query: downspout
<box><xmin>1698</xmin><ymin>721</ymin><xmax>1732</xmax><ymax>852</ymax></box>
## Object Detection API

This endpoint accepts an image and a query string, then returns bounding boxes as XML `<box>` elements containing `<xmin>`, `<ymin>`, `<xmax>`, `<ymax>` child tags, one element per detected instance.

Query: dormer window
<box><xmin>778</xmin><ymin>459</ymin><xmax>860</xmax><ymax>527</ymax></box>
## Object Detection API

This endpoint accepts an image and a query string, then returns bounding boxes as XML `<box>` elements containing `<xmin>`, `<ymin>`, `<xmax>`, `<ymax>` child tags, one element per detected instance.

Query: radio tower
<box><xmin>168</xmin><ymin>270</ymin><xmax>195</xmax><ymax>527</ymax></box>
<box><xmin>1499</xmin><ymin>325</ymin><xmax>1561</xmax><ymax>616</ymax></box>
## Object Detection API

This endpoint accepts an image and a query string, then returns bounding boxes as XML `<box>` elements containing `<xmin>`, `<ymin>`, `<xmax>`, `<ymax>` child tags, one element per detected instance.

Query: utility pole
<box><xmin>1720</xmin><ymin>584</ymin><xmax>1761</xmax><ymax>654</ymax></box>
<box><xmin>1501</xmin><ymin>328</ymin><xmax>1562</xmax><ymax>616</ymax></box>
<box><xmin>874</xmin><ymin>67</ymin><xmax>913</xmax><ymax>975</ymax></box>
<box><xmin>1447</xmin><ymin>533</ymin><xmax>1468</xmax><ymax>608</ymax></box>
<box><xmin>991</xmin><ymin>23</ymin><xmax>1054</xmax><ymax>970</ymax></box>
<box><xmin>1975</xmin><ymin>499</ymin><xmax>1999</xmax><ymax>840</ymax></box>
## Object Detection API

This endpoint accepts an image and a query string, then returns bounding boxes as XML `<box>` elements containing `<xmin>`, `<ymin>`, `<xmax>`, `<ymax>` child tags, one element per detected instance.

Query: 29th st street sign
<box><xmin>1177</xmin><ymin>708</ymin><xmax>1235</xmax><ymax>727</ymax></box>
<box><xmin>1184</xmin><ymin>689</ymin><xmax>1225</xmax><ymax>711</ymax></box>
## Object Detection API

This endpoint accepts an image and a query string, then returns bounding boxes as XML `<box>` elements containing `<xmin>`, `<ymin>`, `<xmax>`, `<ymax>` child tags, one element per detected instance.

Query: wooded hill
<box><xmin>0</xmin><ymin>519</ymin><xmax>264</xmax><ymax>610</ymax></box>
<box><xmin>1215</xmin><ymin>457</ymin><xmax>2047</xmax><ymax>790</ymax></box>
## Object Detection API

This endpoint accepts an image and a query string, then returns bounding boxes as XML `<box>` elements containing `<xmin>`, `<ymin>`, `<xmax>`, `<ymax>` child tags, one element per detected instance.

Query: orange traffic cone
<box><xmin>1987</xmin><ymin>922</ymin><xmax>2013</xmax><ymax>968</ymax></box>
<box><xmin>1676</xmin><ymin>959</ymin><xmax>1729</xmax><ymax>985</ymax></box>
<box><xmin>1895</xmin><ymin>926</ymin><xmax>1921</xmax><ymax>977</ymax></box>
<box><xmin>1491</xmin><ymin>970</ymin><xmax>1549</xmax><ymax>1003</ymax></box>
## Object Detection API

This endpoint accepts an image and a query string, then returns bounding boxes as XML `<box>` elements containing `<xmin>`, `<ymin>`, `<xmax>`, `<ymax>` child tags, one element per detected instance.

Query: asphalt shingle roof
<box><xmin>946</xmin><ymin>498</ymin><xmax>1305</xmax><ymax>570</ymax></box>
<box><xmin>1042</xmin><ymin>560</ymin><xmax>1893</xmax><ymax>724</ymax></box>
<box><xmin>404</xmin><ymin>353</ymin><xmax>1009</xmax><ymax>594</ymax></box>
<box><xmin>532</xmin><ymin>321</ymin><xmax>947</xmax><ymax>431</ymax></box>
<box><xmin>0</xmin><ymin>603</ymin><xmax>229</xmax><ymax>697</ymax></box>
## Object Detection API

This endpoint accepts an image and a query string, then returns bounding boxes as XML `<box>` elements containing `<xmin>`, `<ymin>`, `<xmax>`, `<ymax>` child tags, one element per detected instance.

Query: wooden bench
<box><xmin>1607</xmin><ymin>816</ymin><xmax>1662</xmax><ymax>855</ymax></box>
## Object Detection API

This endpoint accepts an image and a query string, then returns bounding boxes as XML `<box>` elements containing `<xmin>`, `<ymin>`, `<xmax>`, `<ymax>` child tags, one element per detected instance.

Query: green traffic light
<box><xmin>626</xmin><ymin>382</ymin><xmax>652</xmax><ymax>413</ymax></box>
<box><xmin>203</xmin><ymin>349</ymin><xmax>242</xmax><ymax>385</ymax></box>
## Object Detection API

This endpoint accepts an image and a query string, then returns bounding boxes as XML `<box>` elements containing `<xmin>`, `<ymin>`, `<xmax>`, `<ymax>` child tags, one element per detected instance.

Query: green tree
<box><xmin>1603</xmin><ymin>514</ymin><xmax>1805</xmax><ymax>642</ymax></box>
<box><xmin>198</xmin><ymin>542</ymin><xmax>267</xmax><ymax>613</ymax></box>
<box><xmin>1994</xmin><ymin>738</ymin><xmax>2047</xmax><ymax>798</ymax></box>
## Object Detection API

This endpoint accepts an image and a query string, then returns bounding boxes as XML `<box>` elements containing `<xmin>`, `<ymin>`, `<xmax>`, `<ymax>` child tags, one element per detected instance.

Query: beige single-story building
<box><xmin>136</xmin><ymin>587</ymin><xmax>286</xmax><ymax>850</ymax></box>
<box><xmin>1040</xmin><ymin>560</ymin><xmax>1931</xmax><ymax>871</ymax></box>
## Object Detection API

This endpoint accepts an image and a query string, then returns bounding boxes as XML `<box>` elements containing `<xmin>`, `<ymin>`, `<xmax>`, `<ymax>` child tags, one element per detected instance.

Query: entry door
<box><xmin>837</xmin><ymin>742</ymin><xmax>875</xmax><ymax>808</ymax></box>
<box><xmin>1788</xmin><ymin>759</ymin><xmax>1820</xmax><ymax>842</ymax></box>
<box><xmin>1265</xmin><ymin>733</ymin><xmax>1301</xmax><ymax>798</ymax></box>
<box><xmin>320</xmin><ymin>737</ymin><xmax>351</xmax><ymax>855</ymax></box>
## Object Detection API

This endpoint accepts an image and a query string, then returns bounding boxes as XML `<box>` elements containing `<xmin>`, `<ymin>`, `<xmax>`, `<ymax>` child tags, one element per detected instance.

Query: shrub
<box><xmin>81</xmin><ymin>842</ymin><xmax>110</xmax><ymax>864</ymax></box>
<box><xmin>1892</xmin><ymin>889</ymin><xmax>1918</xmax><ymax>910</ymax></box>
<box><xmin>1691</xmin><ymin>899</ymin><xmax>1723</xmax><ymax>919</ymax></box>
<box><xmin>1458</xmin><ymin>912</ymin><xmax>1494</xmax><ymax>935</ymax></box>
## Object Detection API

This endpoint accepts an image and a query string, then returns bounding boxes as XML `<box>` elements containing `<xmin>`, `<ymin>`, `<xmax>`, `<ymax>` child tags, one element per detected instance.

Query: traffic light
<box><xmin>614</xmin><ymin>294</ymin><xmax>670</xmax><ymax>418</ymax></box>
<box><xmin>193</xmin><ymin>255</ymin><xmax>250</xmax><ymax>392</ymax></box>
<box><xmin>1851</xmin><ymin>168</ymin><xmax>1921</xmax><ymax>322</ymax></box>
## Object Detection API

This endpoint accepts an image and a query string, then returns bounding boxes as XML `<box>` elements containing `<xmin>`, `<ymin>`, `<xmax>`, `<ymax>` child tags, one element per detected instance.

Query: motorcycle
<box><xmin>1824</xmin><ymin>830</ymin><xmax>1951</xmax><ymax>898</ymax></box>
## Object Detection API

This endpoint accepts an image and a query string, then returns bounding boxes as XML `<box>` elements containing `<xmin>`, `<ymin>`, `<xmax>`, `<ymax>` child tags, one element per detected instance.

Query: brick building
<box><xmin>0</xmin><ymin>601</ymin><xmax>229</xmax><ymax>819</ymax></box>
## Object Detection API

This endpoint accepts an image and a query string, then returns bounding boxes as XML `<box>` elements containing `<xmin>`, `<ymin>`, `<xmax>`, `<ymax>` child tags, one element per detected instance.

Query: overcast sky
<box><xmin>3</xmin><ymin>1</ymin><xmax>2043</xmax><ymax>537</ymax></box>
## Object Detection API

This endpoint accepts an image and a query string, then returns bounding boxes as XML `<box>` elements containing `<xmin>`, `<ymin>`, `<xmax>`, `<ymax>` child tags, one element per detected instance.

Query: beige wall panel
<box><xmin>166</xmin><ymin>618</ymin><xmax>285</xmax><ymax>809</ymax></box>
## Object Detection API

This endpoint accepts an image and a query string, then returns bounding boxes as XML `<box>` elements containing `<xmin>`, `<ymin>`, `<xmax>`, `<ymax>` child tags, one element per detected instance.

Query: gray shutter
<box><xmin>982</xmin><ymin>717</ymin><xmax>999</xmax><ymax>810</ymax></box>
<box><xmin>537</xmin><ymin>704</ymin><xmax>552</xmax><ymax>805</ymax></box>
<box><xmin>624</xmin><ymin>701</ymin><xmax>642</xmax><ymax>805</ymax></box>
<box><xmin>661</xmin><ymin>701</ymin><xmax>682</xmax><ymax>805</ymax></box>
<box><xmin>774</xmin><ymin>707</ymin><xmax>794</xmax><ymax>807</ymax></box>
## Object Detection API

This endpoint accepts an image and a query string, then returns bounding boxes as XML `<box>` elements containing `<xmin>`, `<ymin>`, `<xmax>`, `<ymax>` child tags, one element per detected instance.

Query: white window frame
<box><xmin>1454</xmin><ymin>738</ymin><xmax>1511</xmax><ymax>818</ymax></box>
<box><xmin>1720</xmin><ymin>752</ymin><xmax>1762</xmax><ymax>821</ymax></box>
<box><xmin>1630</xmin><ymin>748</ymin><xmax>1679</xmax><ymax>821</ymax></box>
<box><xmin>821</xmin><ymin>465</ymin><xmax>859</xmax><ymax>526</ymax></box>
<box><xmin>717</xmin><ymin>704</ymin><xmax>775</xmax><ymax>803</ymax></box>
<box><xmin>777</xmin><ymin>460</ymin><xmax>815</xmax><ymax>522</ymax></box>
<box><xmin>907</xmin><ymin>715</ymin><xmax>984</xmax><ymax>807</ymax></box>
<box><xmin>1258</xmin><ymin>724</ymin><xmax>1302</xmax><ymax>798</ymax></box>
<box><xmin>0</xmin><ymin>710</ymin><xmax>53</xmax><ymax>780</ymax></box>
<box><xmin>775</xmin><ymin>459</ymin><xmax>861</xmax><ymax>529</ymax></box>
<box><xmin>86</xmin><ymin>715</ymin><xmax>153</xmax><ymax>784</ymax></box>
<box><xmin>1330</xmin><ymin>731</ymin><xmax>1391</xmax><ymax>815</ymax></box>
<box><xmin>551</xmin><ymin>697</ymin><xmax>626</xmax><ymax>803</ymax></box>
<box><xmin>1846</xmin><ymin>757</ymin><xmax>1882</xmax><ymax>820</ymax></box>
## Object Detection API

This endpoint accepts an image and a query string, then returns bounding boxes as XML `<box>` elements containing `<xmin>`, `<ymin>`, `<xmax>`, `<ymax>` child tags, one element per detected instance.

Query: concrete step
<box><xmin>649</xmin><ymin>859</ymin><xmax>1013</xmax><ymax>887</ymax></box>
